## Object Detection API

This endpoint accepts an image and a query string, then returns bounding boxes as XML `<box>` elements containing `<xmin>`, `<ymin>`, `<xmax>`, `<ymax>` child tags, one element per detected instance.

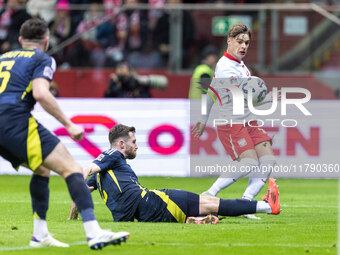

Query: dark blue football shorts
<box><xmin>0</xmin><ymin>110</ymin><xmax>60</xmax><ymax>171</ymax></box>
<box><xmin>136</xmin><ymin>189</ymin><xmax>200</xmax><ymax>223</ymax></box>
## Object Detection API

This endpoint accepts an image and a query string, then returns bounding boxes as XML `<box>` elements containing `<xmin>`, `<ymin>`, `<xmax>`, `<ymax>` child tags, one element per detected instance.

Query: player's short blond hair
<box><xmin>228</xmin><ymin>23</ymin><xmax>251</xmax><ymax>39</ymax></box>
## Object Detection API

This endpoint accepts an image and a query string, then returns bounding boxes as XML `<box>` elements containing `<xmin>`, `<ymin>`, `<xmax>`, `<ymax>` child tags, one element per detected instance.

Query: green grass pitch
<box><xmin>0</xmin><ymin>176</ymin><xmax>337</xmax><ymax>255</ymax></box>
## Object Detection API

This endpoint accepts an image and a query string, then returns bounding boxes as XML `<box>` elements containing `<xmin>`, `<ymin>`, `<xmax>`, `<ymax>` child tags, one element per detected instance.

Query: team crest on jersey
<box><xmin>238</xmin><ymin>138</ymin><xmax>247</xmax><ymax>147</ymax></box>
<box><xmin>43</xmin><ymin>66</ymin><xmax>53</xmax><ymax>80</ymax></box>
<box><xmin>96</xmin><ymin>153</ymin><xmax>104</xmax><ymax>161</ymax></box>
<box><xmin>230</xmin><ymin>76</ymin><xmax>238</xmax><ymax>85</ymax></box>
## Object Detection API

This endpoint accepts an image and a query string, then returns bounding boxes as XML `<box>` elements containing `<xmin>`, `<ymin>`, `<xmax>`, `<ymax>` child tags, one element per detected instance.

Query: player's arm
<box><xmin>191</xmin><ymin>77</ymin><xmax>217</xmax><ymax>138</ymax></box>
<box><xmin>68</xmin><ymin>200</ymin><xmax>79</xmax><ymax>220</ymax></box>
<box><xmin>32</xmin><ymin>78</ymin><xmax>83</xmax><ymax>141</ymax></box>
<box><xmin>83</xmin><ymin>162</ymin><xmax>102</xmax><ymax>180</ymax></box>
<box><xmin>192</xmin><ymin>67</ymin><xmax>243</xmax><ymax>137</ymax></box>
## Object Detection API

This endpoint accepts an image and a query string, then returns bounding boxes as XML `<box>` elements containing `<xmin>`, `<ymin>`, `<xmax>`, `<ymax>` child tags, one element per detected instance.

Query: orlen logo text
<box><xmin>54</xmin><ymin>115</ymin><xmax>184</xmax><ymax>158</ymax></box>
<box><xmin>53</xmin><ymin>115</ymin><xmax>319</xmax><ymax>158</ymax></box>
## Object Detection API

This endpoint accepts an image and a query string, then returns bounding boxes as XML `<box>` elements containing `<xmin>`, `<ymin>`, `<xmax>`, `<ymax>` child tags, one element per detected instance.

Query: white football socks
<box><xmin>83</xmin><ymin>220</ymin><xmax>102</xmax><ymax>239</ymax></box>
<box><xmin>206</xmin><ymin>158</ymin><xmax>258</xmax><ymax>196</ymax></box>
<box><xmin>256</xmin><ymin>200</ymin><xmax>272</xmax><ymax>214</ymax></box>
<box><xmin>206</xmin><ymin>177</ymin><xmax>235</xmax><ymax>196</ymax></box>
<box><xmin>33</xmin><ymin>219</ymin><xmax>48</xmax><ymax>240</ymax></box>
<box><xmin>242</xmin><ymin>155</ymin><xmax>276</xmax><ymax>200</ymax></box>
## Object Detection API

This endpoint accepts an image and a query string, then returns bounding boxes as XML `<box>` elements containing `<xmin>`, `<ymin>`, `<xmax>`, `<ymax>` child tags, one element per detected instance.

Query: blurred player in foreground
<box><xmin>192</xmin><ymin>24</ymin><xmax>278</xmax><ymax>219</ymax></box>
<box><xmin>69</xmin><ymin>124</ymin><xmax>280</xmax><ymax>224</ymax></box>
<box><xmin>0</xmin><ymin>18</ymin><xmax>129</xmax><ymax>249</ymax></box>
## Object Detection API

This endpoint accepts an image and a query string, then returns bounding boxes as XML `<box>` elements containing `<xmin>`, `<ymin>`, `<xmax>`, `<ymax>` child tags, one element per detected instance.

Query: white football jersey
<box><xmin>201</xmin><ymin>52</ymin><xmax>252</xmax><ymax>124</ymax></box>
<box><xmin>215</xmin><ymin>52</ymin><xmax>251</xmax><ymax>79</ymax></box>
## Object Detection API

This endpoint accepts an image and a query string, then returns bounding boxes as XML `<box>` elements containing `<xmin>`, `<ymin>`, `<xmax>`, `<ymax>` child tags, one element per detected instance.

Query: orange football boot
<box><xmin>263</xmin><ymin>178</ymin><xmax>280</xmax><ymax>215</ymax></box>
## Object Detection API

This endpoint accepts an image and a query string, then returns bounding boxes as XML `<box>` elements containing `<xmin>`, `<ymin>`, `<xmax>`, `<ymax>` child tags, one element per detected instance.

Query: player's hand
<box><xmin>66</xmin><ymin>123</ymin><xmax>84</xmax><ymax>141</ymax></box>
<box><xmin>192</xmin><ymin>122</ymin><xmax>206</xmax><ymax>138</ymax></box>
<box><xmin>277</xmin><ymin>89</ymin><xmax>282</xmax><ymax>101</ymax></box>
<box><xmin>68</xmin><ymin>201</ymin><xmax>79</xmax><ymax>220</ymax></box>
<box><xmin>268</xmin><ymin>89</ymin><xmax>281</xmax><ymax>101</ymax></box>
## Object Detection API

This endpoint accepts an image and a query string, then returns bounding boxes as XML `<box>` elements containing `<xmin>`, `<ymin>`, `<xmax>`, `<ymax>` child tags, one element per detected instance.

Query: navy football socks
<box><xmin>30</xmin><ymin>175</ymin><xmax>49</xmax><ymax>219</ymax></box>
<box><xmin>218</xmin><ymin>199</ymin><xmax>257</xmax><ymax>216</ymax></box>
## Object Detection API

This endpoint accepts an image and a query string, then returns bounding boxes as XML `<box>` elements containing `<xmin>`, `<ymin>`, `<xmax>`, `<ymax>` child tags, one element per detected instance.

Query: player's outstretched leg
<box><xmin>196</xmin><ymin>179</ymin><xmax>280</xmax><ymax>223</ymax></box>
<box><xmin>29</xmin><ymin>171</ymin><xmax>69</xmax><ymax>248</ymax></box>
<box><xmin>217</xmin><ymin>178</ymin><xmax>280</xmax><ymax>216</ymax></box>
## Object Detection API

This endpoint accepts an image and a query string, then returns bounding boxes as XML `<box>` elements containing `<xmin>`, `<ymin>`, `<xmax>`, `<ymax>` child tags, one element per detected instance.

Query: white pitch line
<box><xmin>0</xmin><ymin>200</ymin><xmax>103</xmax><ymax>205</ymax></box>
<box><xmin>0</xmin><ymin>200</ymin><xmax>338</xmax><ymax>208</ymax></box>
<box><xmin>127</xmin><ymin>242</ymin><xmax>335</xmax><ymax>248</ymax></box>
<box><xmin>0</xmin><ymin>241</ymin><xmax>87</xmax><ymax>251</ymax></box>
<box><xmin>0</xmin><ymin>241</ymin><xmax>335</xmax><ymax>251</ymax></box>
<box><xmin>281</xmin><ymin>204</ymin><xmax>339</xmax><ymax>209</ymax></box>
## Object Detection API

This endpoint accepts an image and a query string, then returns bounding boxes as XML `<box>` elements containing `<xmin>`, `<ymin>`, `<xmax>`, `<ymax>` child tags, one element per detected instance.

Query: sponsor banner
<box><xmin>0</xmin><ymin>99</ymin><xmax>339</xmax><ymax>178</ymax></box>
<box><xmin>0</xmin><ymin>99</ymin><xmax>190</xmax><ymax>176</ymax></box>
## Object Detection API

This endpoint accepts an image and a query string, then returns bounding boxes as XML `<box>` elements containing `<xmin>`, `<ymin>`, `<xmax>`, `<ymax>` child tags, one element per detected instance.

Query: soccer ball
<box><xmin>240</xmin><ymin>76</ymin><xmax>267</xmax><ymax>106</ymax></box>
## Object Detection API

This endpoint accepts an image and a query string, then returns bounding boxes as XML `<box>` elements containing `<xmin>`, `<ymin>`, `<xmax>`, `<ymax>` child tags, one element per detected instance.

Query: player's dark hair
<box><xmin>228</xmin><ymin>23</ymin><xmax>251</xmax><ymax>39</ymax></box>
<box><xmin>109</xmin><ymin>124</ymin><xmax>136</xmax><ymax>145</ymax></box>
<box><xmin>20</xmin><ymin>18</ymin><xmax>49</xmax><ymax>41</ymax></box>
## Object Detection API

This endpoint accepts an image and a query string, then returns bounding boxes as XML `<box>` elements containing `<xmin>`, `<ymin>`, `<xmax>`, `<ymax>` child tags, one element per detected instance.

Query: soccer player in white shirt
<box><xmin>192</xmin><ymin>24</ymin><xmax>277</xmax><ymax>216</ymax></box>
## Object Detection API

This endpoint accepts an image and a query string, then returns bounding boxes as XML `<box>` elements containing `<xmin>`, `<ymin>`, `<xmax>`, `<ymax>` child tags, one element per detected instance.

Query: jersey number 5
<box><xmin>0</xmin><ymin>60</ymin><xmax>15</xmax><ymax>94</ymax></box>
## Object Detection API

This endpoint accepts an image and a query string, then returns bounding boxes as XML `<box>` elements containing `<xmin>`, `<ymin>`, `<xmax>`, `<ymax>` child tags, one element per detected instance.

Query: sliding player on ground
<box><xmin>69</xmin><ymin>124</ymin><xmax>280</xmax><ymax>224</ymax></box>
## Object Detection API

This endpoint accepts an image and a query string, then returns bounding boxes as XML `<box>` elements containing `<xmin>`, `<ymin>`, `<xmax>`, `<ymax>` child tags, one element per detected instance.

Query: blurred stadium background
<box><xmin>0</xmin><ymin>0</ymin><xmax>339</xmax><ymax>176</ymax></box>
<box><xmin>0</xmin><ymin>0</ymin><xmax>339</xmax><ymax>253</ymax></box>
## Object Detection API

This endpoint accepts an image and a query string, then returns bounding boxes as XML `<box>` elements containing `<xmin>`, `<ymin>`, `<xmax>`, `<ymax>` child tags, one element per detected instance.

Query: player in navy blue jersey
<box><xmin>0</xmin><ymin>18</ymin><xmax>129</xmax><ymax>249</ymax></box>
<box><xmin>69</xmin><ymin>124</ymin><xmax>280</xmax><ymax>224</ymax></box>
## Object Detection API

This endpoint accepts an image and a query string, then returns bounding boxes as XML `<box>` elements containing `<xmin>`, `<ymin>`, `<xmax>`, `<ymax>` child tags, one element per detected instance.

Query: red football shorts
<box><xmin>216</xmin><ymin>121</ymin><xmax>272</xmax><ymax>160</ymax></box>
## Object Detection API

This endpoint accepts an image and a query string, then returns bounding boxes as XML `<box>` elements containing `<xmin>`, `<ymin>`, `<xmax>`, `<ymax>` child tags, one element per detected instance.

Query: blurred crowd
<box><xmin>1</xmin><ymin>0</ymin><xmax>199</xmax><ymax>69</ymax></box>
<box><xmin>0</xmin><ymin>0</ymin><xmax>336</xmax><ymax>70</ymax></box>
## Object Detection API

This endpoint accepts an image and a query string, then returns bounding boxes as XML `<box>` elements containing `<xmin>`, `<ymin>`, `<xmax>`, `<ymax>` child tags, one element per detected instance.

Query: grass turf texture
<box><xmin>0</xmin><ymin>176</ymin><xmax>337</xmax><ymax>255</ymax></box>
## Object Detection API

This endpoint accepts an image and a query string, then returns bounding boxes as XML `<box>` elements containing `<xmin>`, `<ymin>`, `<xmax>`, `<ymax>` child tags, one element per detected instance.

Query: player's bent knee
<box><xmin>238</xmin><ymin>149</ymin><xmax>257</xmax><ymax>162</ymax></box>
<box><xmin>34</xmin><ymin>165</ymin><xmax>51</xmax><ymax>177</ymax></box>
<box><xmin>255</xmin><ymin>141</ymin><xmax>274</xmax><ymax>157</ymax></box>
<box><xmin>199</xmin><ymin>195</ymin><xmax>219</xmax><ymax>215</ymax></box>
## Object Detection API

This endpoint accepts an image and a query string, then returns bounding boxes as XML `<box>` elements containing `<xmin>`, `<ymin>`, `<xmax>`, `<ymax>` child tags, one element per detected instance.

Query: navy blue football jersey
<box><xmin>87</xmin><ymin>149</ymin><xmax>145</xmax><ymax>221</ymax></box>
<box><xmin>0</xmin><ymin>48</ymin><xmax>56</xmax><ymax>113</ymax></box>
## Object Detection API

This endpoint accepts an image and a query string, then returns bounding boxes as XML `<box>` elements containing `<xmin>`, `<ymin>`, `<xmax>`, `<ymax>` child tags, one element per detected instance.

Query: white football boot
<box><xmin>87</xmin><ymin>230</ymin><xmax>130</xmax><ymax>250</ymax></box>
<box><xmin>29</xmin><ymin>234</ymin><xmax>69</xmax><ymax>248</ymax></box>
